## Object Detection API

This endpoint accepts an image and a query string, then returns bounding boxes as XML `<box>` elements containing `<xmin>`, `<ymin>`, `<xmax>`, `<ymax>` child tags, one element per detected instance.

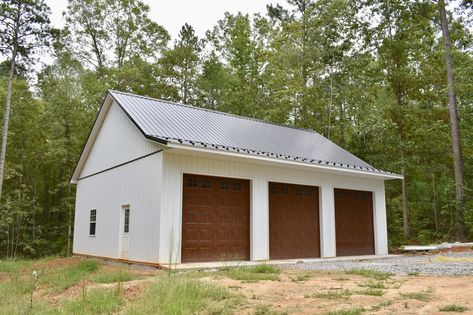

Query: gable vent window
<box><xmin>89</xmin><ymin>209</ymin><xmax>97</xmax><ymax>236</ymax></box>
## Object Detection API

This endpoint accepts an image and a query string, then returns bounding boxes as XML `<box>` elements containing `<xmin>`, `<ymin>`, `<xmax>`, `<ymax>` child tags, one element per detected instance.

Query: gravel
<box><xmin>283</xmin><ymin>251</ymin><xmax>473</xmax><ymax>276</ymax></box>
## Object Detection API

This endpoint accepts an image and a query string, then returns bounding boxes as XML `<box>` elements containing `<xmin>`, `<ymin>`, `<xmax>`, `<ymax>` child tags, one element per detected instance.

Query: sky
<box><xmin>44</xmin><ymin>0</ymin><xmax>282</xmax><ymax>41</ymax></box>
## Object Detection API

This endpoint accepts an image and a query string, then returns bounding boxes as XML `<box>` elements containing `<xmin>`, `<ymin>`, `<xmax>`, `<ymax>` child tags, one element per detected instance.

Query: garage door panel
<box><xmin>182</xmin><ymin>174</ymin><xmax>250</xmax><ymax>263</ymax></box>
<box><xmin>269</xmin><ymin>182</ymin><xmax>320</xmax><ymax>260</ymax></box>
<box><xmin>335</xmin><ymin>188</ymin><xmax>374</xmax><ymax>256</ymax></box>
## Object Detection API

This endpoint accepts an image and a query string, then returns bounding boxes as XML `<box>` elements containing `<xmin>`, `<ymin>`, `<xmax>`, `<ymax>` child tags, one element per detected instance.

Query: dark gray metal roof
<box><xmin>109</xmin><ymin>90</ymin><xmax>396</xmax><ymax>176</ymax></box>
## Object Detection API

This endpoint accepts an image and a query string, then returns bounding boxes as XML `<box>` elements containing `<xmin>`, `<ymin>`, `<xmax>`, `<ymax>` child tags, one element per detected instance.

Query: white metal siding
<box><xmin>80</xmin><ymin>101</ymin><xmax>158</xmax><ymax>178</ymax></box>
<box><xmin>159</xmin><ymin>150</ymin><xmax>388</xmax><ymax>264</ymax></box>
<box><xmin>73</xmin><ymin>101</ymin><xmax>163</xmax><ymax>262</ymax></box>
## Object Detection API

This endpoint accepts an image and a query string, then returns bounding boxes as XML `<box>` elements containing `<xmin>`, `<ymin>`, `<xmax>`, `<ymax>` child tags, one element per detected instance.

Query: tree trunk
<box><xmin>0</xmin><ymin>47</ymin><xmax>17</xmax><ymax>199</ymax></box>
<box><xmin>439</xmin><ymin>0</ymin><xmax>466</xmax><ymax>241</ymax></box>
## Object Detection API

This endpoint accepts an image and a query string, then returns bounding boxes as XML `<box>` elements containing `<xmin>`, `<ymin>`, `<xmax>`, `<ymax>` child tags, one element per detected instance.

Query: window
<box><xmin>89</xmin><ymin>209</ymin><xmax>96</xmax><ymax>236</ymax></box>
<box><xmin>123</xmin><ymin>207</ymin><xmax>130</xmax><ymax>233</ymax></box>
<box><xmin>220</xmin><ymin>181</ymin><xmax>230</xmax><ymax>190</ymax></box>
<box><xmin>201</xmin><ymin>179</ymin><xmax>212</xmax><ymax>189</ymax></box>
<box><xmin>187</xmin><ymin>177</ymin><xmax>198</xmax><ymax>187</ymax></box>
<box><xmin>233</xmin><ymin>182</ymin><xmax>242</xmax><ymax>191</ymax></box>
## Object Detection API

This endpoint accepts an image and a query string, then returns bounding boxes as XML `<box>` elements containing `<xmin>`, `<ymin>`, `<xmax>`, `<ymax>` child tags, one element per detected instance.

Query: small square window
<box><xmin>220</xmin><ymin>181</ymin><xmax>230</xmax><ymax>190</ymax></box>
<box><xmin>270</xmin><ymin>186</ymin><xmax>279</xmax><ymax>194</ymax></box>
<box><xmin>188</xmin><ymin>178</ymin><xmax>198</xmax><ymax>187</ymax></box>
<box><xmin>281</xmin><ymin>187</ymin><xmax>288</xmax><ymax>195</ymax></box>
<box><xmin>233</xmin><ymin>182</ymin><xmax>242</xmax><ymax>191</ymax></box>
<box><xmin>295</xmin><ymin>189</ymin><xmax>303</xmax><ymax>196</ymax></box>
<box><xmin>304</xmin><ymin>189</ymin><xmax>312</xmax><ymax>196</ymax></box>
<box><xmin>89</xmin><ymin>209</ymin><xmax>96</xmax><ymax>236</ymax></box>
<box><xmin>201</xmin><ymin>179</ymin><xmax>212</xmax><ymax>189</ymax></box>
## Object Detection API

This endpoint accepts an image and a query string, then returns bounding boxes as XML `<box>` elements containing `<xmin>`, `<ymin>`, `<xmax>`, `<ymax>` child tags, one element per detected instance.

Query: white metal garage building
<box><xmin>71</xmin><ymin>90</ymin><xmax>401</xmax><ymax>266</ymax></box>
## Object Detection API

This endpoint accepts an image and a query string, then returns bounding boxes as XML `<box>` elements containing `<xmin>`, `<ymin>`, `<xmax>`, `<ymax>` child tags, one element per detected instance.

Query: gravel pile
<box><xmin>284</xmin><ymin>251</ymin><xmax>473</xmax><ymax>276</ymax></box>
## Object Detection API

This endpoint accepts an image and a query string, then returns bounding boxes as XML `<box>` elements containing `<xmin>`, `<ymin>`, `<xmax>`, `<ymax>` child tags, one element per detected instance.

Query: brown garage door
<box><xmin>269</xmin><ymin>182</ymin><xmax>320</xmax><ymax>259</ymax></box>
<box><xmin>335</xmin><ymin>189</ymin><xmax>375</xmax><ymax>256</ymax></box>
<box><xmin>181</xmin><ymin>174</ymin><xmax>250</xmax><ymax>263</ymax></box>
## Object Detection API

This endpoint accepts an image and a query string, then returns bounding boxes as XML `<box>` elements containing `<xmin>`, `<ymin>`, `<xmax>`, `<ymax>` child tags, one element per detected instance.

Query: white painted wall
<box><xmin>158</xmin><ymin>149</ymin><xmax>389</xmax><ymax>264</ymax></box>
<box><xmin>73</xmin><ymin>102</ymin><xmax>164</xmax><ymax>262</ymax></box>
<box><xmin>80</xmin><ymin>102</ymin><xmax>158</xmax><ymax>178</ymax></box>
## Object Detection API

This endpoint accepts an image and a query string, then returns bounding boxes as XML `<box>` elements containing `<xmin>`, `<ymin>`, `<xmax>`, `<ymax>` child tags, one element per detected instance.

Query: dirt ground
<box><xmin>213</xmin><ymin>270</ymin><xmax>473</xmax><ymax>314</ymax></box>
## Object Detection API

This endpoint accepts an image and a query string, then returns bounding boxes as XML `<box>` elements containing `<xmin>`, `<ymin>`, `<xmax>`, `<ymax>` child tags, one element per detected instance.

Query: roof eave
<box><xmin>165</xmin><ymin>142</ymin><xmax>403</xmax><ymax>180</ymax></box>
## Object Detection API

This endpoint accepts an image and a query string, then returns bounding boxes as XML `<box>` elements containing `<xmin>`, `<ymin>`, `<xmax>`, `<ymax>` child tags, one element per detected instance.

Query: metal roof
<box><xmin>109</xmin><ymin>90</ymin><xmax>398</xmax><ymax>177</ymax></box>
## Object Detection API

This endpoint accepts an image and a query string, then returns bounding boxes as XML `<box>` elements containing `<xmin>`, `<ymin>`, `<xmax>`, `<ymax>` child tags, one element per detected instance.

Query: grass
<box><xmin>346</xmin><ymin>268</ymin><xmax>392</xmax><ymax>280</ymax></box>
<box><xmin>356</xmin><ymin>288</ymin><xmax>384</xmax><ymax>296</ymax></box>
<box><xmin>91</xmin><ymin>268</ymin><xmax>141</xmax><ymax>283</ymax></box>
<box><xmin>439</xmin><ymin>304</ymin><xmax>469</xmax><ymax>312</ymax></box>
<box><xmin>400</xmin><ymin>291</ymin><xmax>432</xmax><ymax>302</ymax></box>
<box><xmin>371</xmin><ymin>300</ymin><xmax>393</xmax><ymax>311</ymax></box>
<box><xmin>313</xmin><ymin>289</ymin><xmax>353</xmax><ymax>300</ymax></box>
<box><xmin>0</xmin><ymin>259</ymin><xmax>33</xmax><ymax>273</ymax></box>
<box><xmin>40</xmin><ymin>260</ymin><xmax>99</xmax><ymax>291</ymax></box>
<box><xmin>291</xmin><ymin>273</ymin><xmax>311</xmax><ymax>282</ymax></box>
<box><xmin>407</xmin><ymin>271</ymin><xmax>420</xmax><ymax>276</ymax></box>
<box><xmin>324</xmin><ymin>306</ymin><xmax>364</xmax><ymax>315</ymax></box>
<box><xmin>54</xmin><ymin>286</ymin><xmax>124</xmax><ymax>314</ymax></box>
<box><xmin>254</xmin><ymin>304</ymin><xmax>288</xmax><ymax>315</ymax></box>
<box><xmin>358</xmin><ymin>280</ymin><xmax>386</xmax><ymax>289</ymax></box>
<box><xmin>222</xmin><ymin>264</ymin><xmax>280</xmax><ymax>282</ymax></box>
<box><xmin>126</xmin><ymin>274</ymin><xmax>242</xmax><ymax>314</ymax></box>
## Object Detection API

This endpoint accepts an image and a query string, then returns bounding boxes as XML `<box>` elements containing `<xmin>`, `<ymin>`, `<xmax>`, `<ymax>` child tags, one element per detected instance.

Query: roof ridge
<box><xmin>108</xmin><ymin>89</ymin><xmax>325</xmax><ymax>137</ymax></box>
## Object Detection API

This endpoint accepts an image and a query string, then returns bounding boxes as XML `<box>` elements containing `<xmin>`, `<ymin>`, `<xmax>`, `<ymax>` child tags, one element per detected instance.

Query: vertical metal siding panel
<box><xmin>80</xmin><ymin>102</ymin><xmax>158</xmax><ymax>178</ymax></box>
<box><xmin>73</xmin><ymin>101</ymin><xmax>163</xmax><ymax>263</ymax></box>
<box><xmin>160</xmin><ymin>151</ymin><xmax>388</xmax><ymax>264</ymax></box>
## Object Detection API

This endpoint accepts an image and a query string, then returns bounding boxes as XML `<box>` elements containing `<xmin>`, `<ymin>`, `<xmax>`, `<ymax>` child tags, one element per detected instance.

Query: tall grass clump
<box><xmin>127</xmin><ymin>274</ymin><xmax>241</xmax><ymax>314</ymax></box>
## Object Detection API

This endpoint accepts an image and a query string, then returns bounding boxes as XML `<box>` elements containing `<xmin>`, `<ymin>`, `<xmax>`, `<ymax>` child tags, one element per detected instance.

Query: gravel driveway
<box><xmin>284</xmin><ymin>251</ymin><xmax>473</xmax><ymax>276</ymax></box>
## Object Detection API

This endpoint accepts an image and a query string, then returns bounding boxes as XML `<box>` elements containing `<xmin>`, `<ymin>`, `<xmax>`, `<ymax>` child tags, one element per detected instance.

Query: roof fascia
<box><xmin>165</xmin><ymin>142</ymin><xmax>403</xmax><ymax>180</ymax></box>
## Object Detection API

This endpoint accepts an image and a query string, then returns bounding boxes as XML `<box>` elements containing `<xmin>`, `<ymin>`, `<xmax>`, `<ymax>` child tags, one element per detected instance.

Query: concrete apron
<box><xmin>163</xmin><ymin>254</ymin><xmax>399</xmax><ymax>270</ymax></box>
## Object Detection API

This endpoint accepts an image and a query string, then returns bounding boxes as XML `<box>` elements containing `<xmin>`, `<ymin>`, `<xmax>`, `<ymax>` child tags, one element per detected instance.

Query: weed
<box><xmin>346</xmin><ymin>268</ymin><xmax>391</xmax><ymax>280</ymax></box>
<box><xmin>400</xmin><ymin>291</ymin><xmax>431</xmax><ymax>302</ymax></box>
<box><xmin>439</xmin><ymin>304</ymin><xmax>469</xmax><ymax>312</ymax></box>
<box><xmin>126</xmin><ymin>274</ymin><xmax>242</xmax><ymax>314</ymax></box>
<box><xmin>407</xmin><ymin>271</ymin><xmax>419</xmax><ymax>276</ymax></box>
<box><xmin>57</xmin><ymin>287</ymin><xmax>124</xmax><ymax>314</ymax></box>
<box><xmin>371</xmin><ymin>300</ymin><xmax>393</xmax><ymax>311</ymax></box>
<box><xmin>324</xmin><ymin>306</ymin><xmax>364</xmax><ymax>315</ymax></box>
<box><xmin>356</xmin><ymin>288</ymin><xmax>384</xmax><ymax>296</ymax></box>
<box><xmin>292</xmin><ymin>273</ymin><xmax>311</xmax><ymax>282</ymax></box>
<box><xmin>91</xmin><ymin>268</ymin><xmax>141</xmax><ymax>283</ymax></box>
<box><xmin>313</xmin><ymin>289</ymin><xmax>353</xmax><ymax>300</ymax></box>
<box><xmin>223</xmin><ymin>265</ymin><xmax>280</xmax><ymax>282</ymax></box>
<box><xmin>358</xmin><ymin>280</ymin><xmax>386</xmax><ymax>289</ymax></box>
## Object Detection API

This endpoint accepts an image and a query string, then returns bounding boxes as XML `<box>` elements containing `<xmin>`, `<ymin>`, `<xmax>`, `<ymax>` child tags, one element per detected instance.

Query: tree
<box><xmin>0</xmin><ymin>0</ymin><xmax>50</xmax><ymax>198</ymax></box>
<box><xmin>65</xmin><ymin>0</ymin><xmax>169</xmax><ymax>71</ymax></box>
<box><xmin>438</xmin><ymin>0</ymin><xmax>466</xmax><ymax>240</ymax></box>
<box><xmin>159</xmin><ymin>24</ymin><xmax>202</xmax><ymax>104</ymax></box>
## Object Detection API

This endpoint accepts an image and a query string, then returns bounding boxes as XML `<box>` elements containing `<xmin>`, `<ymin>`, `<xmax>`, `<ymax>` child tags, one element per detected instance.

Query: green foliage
<box><xmin>222</xmin><ymin>264</ymin><xmax>280</xmax><ymax>282</ymax></box>
<box><xmin>323</xmin><ymin>307</ymin><xmax>364</xmax><ymax>315</ymax></box>
<box><xmin>55</xmin><ymin>287</ymin><xmax>124</xmax><ymax>314</ymax></box>
<box><xmin>91</xmin><ymin>268</ymin><xmax>141</xmax><ymax>283</ymax></box>
<box><xmin>400</xmin><ymin>291</ymin><xmax>432</xmax><ymax>301</ymax></box>
<box><xmin>126</xmin><ymin>274</ymin><xmax>242</xmax><ymax>314</ymax></box>
<box><xmin>346</xmin><ymin>269</ymin><xmax>392</xmax><ymax>281</ymax></box>
<box><xmin>439</xmin><ymin>304</ymin><xmax>469</xmax><ymax>312</ymax></box>
<box><xmin>313</xmin><ymin>289</ymin><xmax>353</xmax><ymax>300</ymax></box>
